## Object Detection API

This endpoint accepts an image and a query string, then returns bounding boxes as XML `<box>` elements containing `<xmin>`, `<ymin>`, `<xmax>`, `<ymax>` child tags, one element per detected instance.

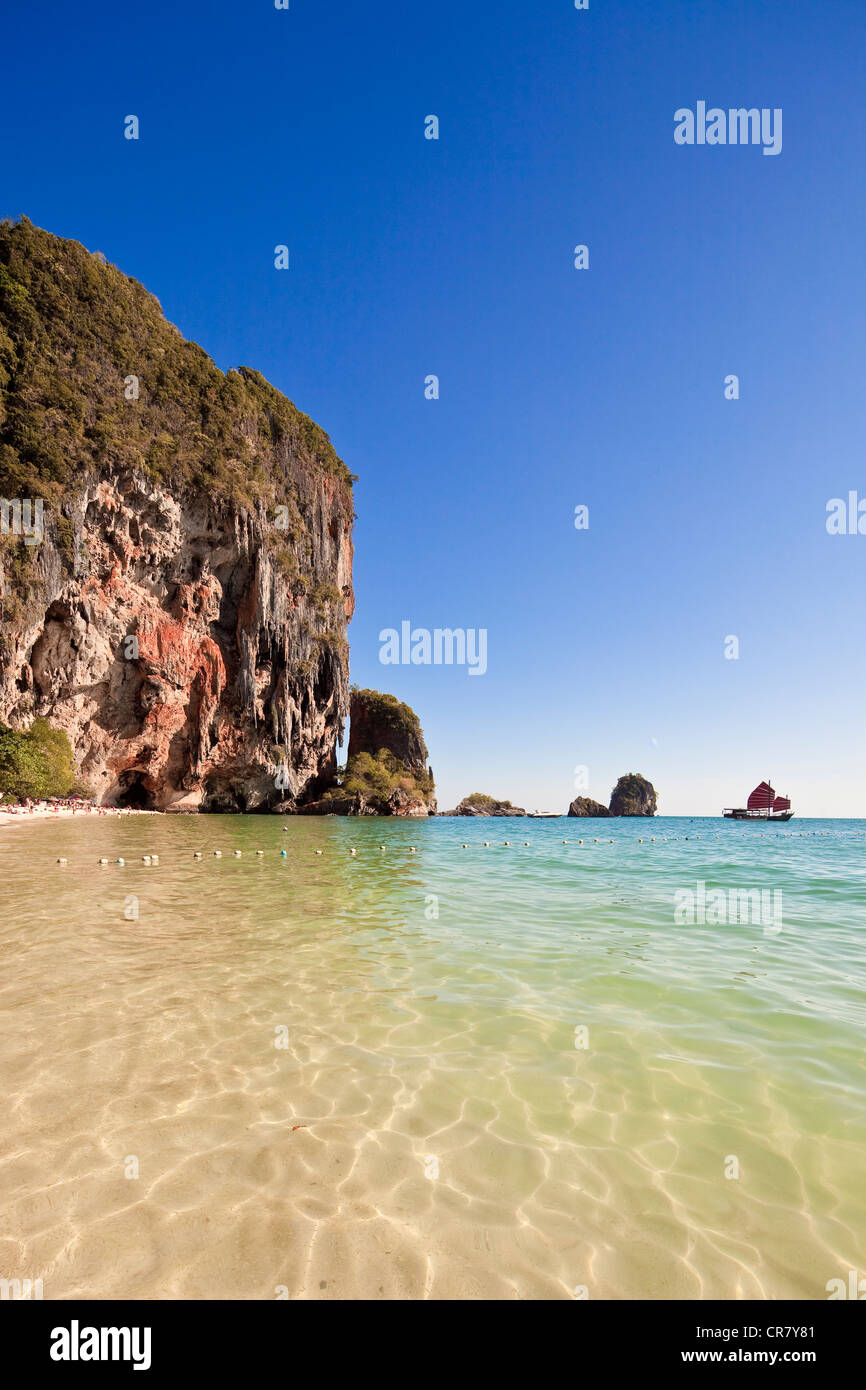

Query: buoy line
<box><xmin>56</xmin><ymin>825</ymin><xmax>837</xmax><ymax>870</ymax></box>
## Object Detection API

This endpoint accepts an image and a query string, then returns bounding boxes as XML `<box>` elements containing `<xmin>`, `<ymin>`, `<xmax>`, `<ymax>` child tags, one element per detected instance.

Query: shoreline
<box><xmin>0</xmin><ymin>806</ymin><xmax>159</xmax><ymax>829</ymax></box>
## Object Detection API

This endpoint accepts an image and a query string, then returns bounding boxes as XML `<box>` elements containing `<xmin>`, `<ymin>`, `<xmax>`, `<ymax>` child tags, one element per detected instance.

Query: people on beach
<box><xmin>0</xmin><ymin>796</ymin><xmax>144</xmax><ymax>819</ymax></box>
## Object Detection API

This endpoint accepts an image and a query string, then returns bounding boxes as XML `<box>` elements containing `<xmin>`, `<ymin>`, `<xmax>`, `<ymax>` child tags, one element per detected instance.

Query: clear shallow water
<box><xmin>0</xmin><ymin>814</ymin><xmax>864</xmax><ymax>1300</ymax></box>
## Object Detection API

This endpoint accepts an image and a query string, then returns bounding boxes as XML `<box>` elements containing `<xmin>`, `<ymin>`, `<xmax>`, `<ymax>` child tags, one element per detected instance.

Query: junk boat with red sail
<box><xmin>723</xmin><ymin>781</ymin><xmax>794</xmax><ymax>822</ymax></box>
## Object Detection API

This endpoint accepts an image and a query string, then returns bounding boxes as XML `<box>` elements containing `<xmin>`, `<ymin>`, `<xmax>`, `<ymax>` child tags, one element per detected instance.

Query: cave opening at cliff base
<box><xmin>114</xmin><ymin>771</ymin><xmax>154</xmax><ymax>810</ymax></box>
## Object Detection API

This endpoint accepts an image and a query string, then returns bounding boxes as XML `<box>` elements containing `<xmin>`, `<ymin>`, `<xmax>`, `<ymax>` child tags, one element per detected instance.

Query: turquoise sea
<box><xmin>1</xmin><ymin>814</ymin><xmax>864</xmax><ymax>1299</ymax></box>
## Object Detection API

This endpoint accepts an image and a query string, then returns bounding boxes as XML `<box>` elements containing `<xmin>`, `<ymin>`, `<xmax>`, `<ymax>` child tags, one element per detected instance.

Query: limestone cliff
<box><xmin>0</xmin><ymin>218</ymin><xmax>354</xmax><ymax>811</ymax></box>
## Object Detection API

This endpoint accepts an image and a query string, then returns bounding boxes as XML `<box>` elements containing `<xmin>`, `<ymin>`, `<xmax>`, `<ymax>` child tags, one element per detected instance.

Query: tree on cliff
<box><xmin>0</xmin><ymin>718</ymin><xmax>75</xmax><ymax>801</ymax></box>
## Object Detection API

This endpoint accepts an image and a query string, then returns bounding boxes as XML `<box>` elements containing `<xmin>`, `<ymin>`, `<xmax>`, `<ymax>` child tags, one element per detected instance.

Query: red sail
<box><xmin>772</xmin><ymin>796</ymin><xmax>791</xmax><ymax>811</ymax></box>
<box><xmin>747</xmin><ymin>781</ymin><xmax>775</xmax><ymax>809</ymax></box>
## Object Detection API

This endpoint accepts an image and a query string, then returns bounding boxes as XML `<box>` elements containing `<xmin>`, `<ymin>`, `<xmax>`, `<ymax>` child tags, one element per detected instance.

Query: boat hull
<box><xmin>722</xmin><ymin>809</ymin><xmax>794</xmax><ymax>822</ymax></box>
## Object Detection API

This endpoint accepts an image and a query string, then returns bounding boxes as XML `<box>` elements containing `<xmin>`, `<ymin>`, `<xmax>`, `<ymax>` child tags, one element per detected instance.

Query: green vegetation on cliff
<box><xmin>446</xmin><ymin>792</ymin><xmax>527</xmax><ymax>815</ymax></box>
<box><xmin>322</xmin><ymin>749</ymin><xmax>434</xmax><ymax>805</ymax></box>
<box><xmin>0</xmin><ymin>217</ymin><xmax>353</xmax><ymax>511</ymax></box>
<box><xmin>348</xmin><ymin>687</ymin><xmax>426</xmax><ymax>750</ymax></box>
<box><xmin>313</xmin><ymin>688</ymin><xmax>435</xmax><ymax>812</ymax></box>
<box><xmin>461</xmin><ymin>793</ymin><xmax>514</xmax><ymax>811</ymax></box>
<box><xmin>0</xmin><ymin>718</ymin><xmax>79</xmax><ymax>801</ymax></box>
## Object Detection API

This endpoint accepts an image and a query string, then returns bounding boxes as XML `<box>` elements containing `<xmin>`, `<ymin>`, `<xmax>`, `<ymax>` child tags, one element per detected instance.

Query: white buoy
<box><xmin>214</xmin><ymin>851</ymin><xmax>222</xmax><ymax>858</ymax></box>
<box><xmin>256</xmin><ymin>850</ymin><xmax>264</xmax><ymax>857</ymax></box>
<box><xmin>578</xmin><ymin>840</ymin><xmax>583</xmax><ymax>845</ymax></box>
<box><xmin>116</xmin><ymin>858</ymin><xmax>125</xmax><ymax>866</ymax></box>
<box><xmin>282</xmin><ymin>826</ymin><xmax>288</xmax><ymax>832</ymax></box>
<box><xmin>151</xmin><ymin>854</ymin><xmax>159</xmax><ymax>864</ymax></box>
<box><xmin>409</xmin><ymin>847</ymin><xmax>417</xmax><ymax>852</ymax></box>
<box><xmin>142</xmin><ymin>856</ymin><xmax>152</xmax><ymax>864</ymax></box>
<box><xmin>504</xmin><ymin>841</ymin><xmax>511</xmax><ymax>846</ymax></box>
<box><xmin>194</xmin><ymin>851</ymin><xmax>202</xmax><ymax>859</ymax></box>
<box><xmin>234</xmin><ymin>850</ymin><xmax>242</xmax><ymax>858</ymax></box>
<box><xmin>461</xmin><ymin>844</ymin><xmax>468</xmax><ymax>849</ymax></box>
<box><xmin>57</xmin><ymin>857</ymin><xmax>68</xmax><ymax>865</ymax></box>
<box><xmin>350</xmin><ymin>848</ymin><xmax>357</xmax><ymax>855</ymax></box>
<box><xmin>98</xmin><ymin>857</ymin><xmax>109</xmax><ymax>864</ymax></box>
<box><xmin>315</xmin><ymin>850</ymin><xmax>322</xmax><ymax>855</ymax></box>
<box><xmin>524</xmin><ymin>841</ymin><xmax>530</xmax><ymax>846</ymax></box>
<box><xmin>379</xmin><ymin>845</ymin><xmax>386</xmax><ymax>851</ymax></box>
<box><xmin>593</xmin><ymin>838</ymin><xmax>599</xmax><ymax>843</ymax></box>
<box><xmin>483</xmin><ymin>841</ymin><xmax>490</xmax><ymax>847</ymax></box>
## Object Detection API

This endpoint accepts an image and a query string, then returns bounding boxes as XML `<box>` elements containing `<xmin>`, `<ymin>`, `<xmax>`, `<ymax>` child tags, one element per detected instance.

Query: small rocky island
<box><xmin>569</xmin><ymin>773</ymin><xmax>657</xmax><ymax>817</ymax></box>
<box><xmin>567</xmin><ymin>797</ymin><xmax>611</xmax><ymax>818</ymax></box>
<box><xmin>444</xmin><ymin>794</ymin><xmax>527</xmax><ymax>817</ymax></box>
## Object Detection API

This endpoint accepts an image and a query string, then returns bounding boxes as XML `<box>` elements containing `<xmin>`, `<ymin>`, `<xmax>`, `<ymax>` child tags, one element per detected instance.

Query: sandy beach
<box><xmin>0</xmin><ymin>806</ymin><xmax>158</xmax><ymax>829</ymax></box>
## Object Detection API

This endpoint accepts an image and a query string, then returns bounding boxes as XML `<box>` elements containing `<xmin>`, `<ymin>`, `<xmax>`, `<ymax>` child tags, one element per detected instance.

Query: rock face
<box><xmin>446</xmin><ymin>794</ymin><xmax>527</xmax><ymax>816</ymax></box>
<box><xmin>298</xmin><ymin>689</ymin><xmax>436</xmax><ymax>817</ymax></box>
<box><xmin>567</xmin><ymin>796</ymin><xmax>611</xmax><ymax>818</ymax></box>
<box><xmin>608</xmin><ymin>773</ymin><xmax>657</xmax><ymax>817</ymax></box>
<box><xmin>0</xmin><ymin>219</ymin><xmax>354</xmax><ymax>811</ymax></box>
<box><xmin>346</xmin><ymin>688</ymin><xmax>429</xmax><ymax>774</ymax></box>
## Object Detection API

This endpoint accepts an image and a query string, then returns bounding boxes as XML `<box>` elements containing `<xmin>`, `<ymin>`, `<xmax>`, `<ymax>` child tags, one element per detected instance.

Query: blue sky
<box><xmin>3</xmin><ymin>0</ymin><xmax>865</xmax><ymax>814</ymax></box>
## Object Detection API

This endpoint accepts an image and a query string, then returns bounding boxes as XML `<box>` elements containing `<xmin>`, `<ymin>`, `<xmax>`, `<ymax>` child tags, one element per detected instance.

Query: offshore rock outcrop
<box><xmin>346</xmin><ymin>687</ymin><xmax>429</xmax><ymax>773</ymax></box>
<box><xmin>298</xmin><ymin>689</ymin><xmax>436</xmax><ymax>816</ymax></box>
<box><xmin>445</xmin><ymin>794</ymin><xmax>527</xmax><ymax>816</ymax></box>
<box><xmin>609</xmin><ymin>773</ymin><xmax>657</xmax><ymax>817</ymax></box>
<box><xmin>567</xmin><ymin>796</ymin><xmax>611</xmax><ymax>818</ymax></box>
<box><xmin>0</xmin><ymin>219</ymin><xmax>354</xmax><ymax>811</ymax></box>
